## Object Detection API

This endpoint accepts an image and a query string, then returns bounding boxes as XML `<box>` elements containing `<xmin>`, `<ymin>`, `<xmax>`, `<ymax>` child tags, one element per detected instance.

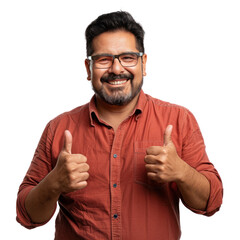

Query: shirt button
<box><xmin>113</xmin><ymin>154</ymin><xmax>117</xmax><ymax>158</ymax></box>
<box><xmin>113</xmin><ymin>183</ymin><xmax>117</xmax><ymax>188</ymax></box>
<box><xmin>113</xmin><ymin>214</ymin><xmax>118</xmax><ymax>219</ymax></box>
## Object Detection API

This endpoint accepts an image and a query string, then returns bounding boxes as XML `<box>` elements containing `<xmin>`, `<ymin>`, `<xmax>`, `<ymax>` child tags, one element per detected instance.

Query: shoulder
<box><xmin>144</xmin><ymin>93</ymin><xmax>204</xmax><ymax>144</ymax></box>
<box><xmin>144</xmin><ymin>93</ymin><xmax>200</xmax><ymax>130</ymax></box>
<box><xmin>54</xmin><ymin>103</ymin><xmax>89</xmax><ymax>122</ymax></box>
<box><xmin>145</xmin><ymin>93</ymin><xmax>190</xmax><ymax>115</ymax></box>
<box><xmin>46</xmin><ymin>103</ymin><xmax>90</xmax><ymax>133</ymax></box>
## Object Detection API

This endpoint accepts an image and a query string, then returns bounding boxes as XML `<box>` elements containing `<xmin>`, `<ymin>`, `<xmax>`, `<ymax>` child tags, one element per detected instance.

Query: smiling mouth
<box><xmin>107</xmin><ymin>79</ymin><xmax>128</xmax><ymax>85</ymax></box>
<box><xmin>101</xmin><ymin>73</ymin><xmax>134</xmax><ymax>85</ymax></box>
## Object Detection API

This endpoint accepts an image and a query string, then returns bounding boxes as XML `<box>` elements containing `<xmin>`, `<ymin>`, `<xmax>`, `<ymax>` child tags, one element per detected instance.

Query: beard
<box><xmin>92</xmin><ymin>73</ymin><xmax>143</xmax><ymax>106</ymax></box>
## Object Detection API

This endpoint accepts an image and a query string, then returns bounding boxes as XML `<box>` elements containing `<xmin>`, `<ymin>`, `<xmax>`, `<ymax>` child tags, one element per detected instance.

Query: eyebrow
<box><xmin>91</xmin><ymin>51</ymin><xmax>139</xmax><ymax>57</ymax></box>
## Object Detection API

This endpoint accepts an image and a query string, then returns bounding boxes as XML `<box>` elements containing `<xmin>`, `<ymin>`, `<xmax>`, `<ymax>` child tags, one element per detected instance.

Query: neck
<box><xmin>95</xmin><ymin>93</ymin><xmax>140</xmax><ymax>131</ymax></box>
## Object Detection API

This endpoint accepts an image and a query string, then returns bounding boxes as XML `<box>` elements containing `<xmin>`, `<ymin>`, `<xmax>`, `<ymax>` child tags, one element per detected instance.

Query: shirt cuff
<box><xmin>181</xmin><ymin>171</ymin><xmax>223</xmax><ymax>216</ymax></box>
<box><xmin>16</xmin><ymin>186</ymin><xmax>57</xmax><ymax>229</ymax></box>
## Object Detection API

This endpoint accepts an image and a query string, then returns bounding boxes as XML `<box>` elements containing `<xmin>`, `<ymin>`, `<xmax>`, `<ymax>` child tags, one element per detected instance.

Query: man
<box><xmin>17</xmin><ymin>11</ymin><xmax>223</xmax><ymax>240</ymax></box>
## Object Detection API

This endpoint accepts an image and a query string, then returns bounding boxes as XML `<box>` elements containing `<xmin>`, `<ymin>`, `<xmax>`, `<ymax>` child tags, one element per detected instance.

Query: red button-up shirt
<box><xmin>17</xmin><ymin>91</ymin><xmax>223</xmax><ymax>240</ymax></box>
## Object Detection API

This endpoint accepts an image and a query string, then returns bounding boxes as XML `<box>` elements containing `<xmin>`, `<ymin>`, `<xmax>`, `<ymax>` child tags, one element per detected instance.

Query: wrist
<box><xmin>43</xmin><ymin>170</ymin><xmax>62</xmax><ymax>198</ymax></box>
<box><xmin>175</xmin><ymin>159</ymin><xmax>192</xmax><ymax>184</ymax></box>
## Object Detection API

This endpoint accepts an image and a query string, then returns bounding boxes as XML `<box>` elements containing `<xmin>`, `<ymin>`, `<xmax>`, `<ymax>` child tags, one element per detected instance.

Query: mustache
<box><xmin>101</xmin><ymin>73</ymin><xmax>134</xmax><ymax>82</ymax></box>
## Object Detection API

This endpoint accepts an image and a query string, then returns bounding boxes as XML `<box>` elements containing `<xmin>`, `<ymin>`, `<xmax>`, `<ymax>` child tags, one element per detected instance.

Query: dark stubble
<box><xmin>92</xmin><ymin>72</ymin><xmax>143</xmax><ymax>106</ymax></box>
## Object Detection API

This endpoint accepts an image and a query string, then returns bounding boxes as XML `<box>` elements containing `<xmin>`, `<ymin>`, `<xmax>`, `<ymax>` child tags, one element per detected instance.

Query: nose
<box><xmin>108</xmin><ymin>58</ymin><xmax>125</xmax><ymax>75</ymax></box>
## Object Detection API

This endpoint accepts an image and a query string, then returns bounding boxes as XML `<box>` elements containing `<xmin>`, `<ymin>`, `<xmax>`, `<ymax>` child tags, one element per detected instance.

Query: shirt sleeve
<box><xmin>179</xmin><ymin>109</ymin><xmax>223</xmax><ymax>216</ymax></box>
<box><xmin>16</xmin><ymin>121</ymin><xmax>57</xmax><ymax>228</ymax></box>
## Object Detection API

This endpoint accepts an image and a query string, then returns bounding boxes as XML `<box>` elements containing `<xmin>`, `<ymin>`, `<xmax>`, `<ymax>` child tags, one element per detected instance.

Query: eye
<box><xmin>95</xmin><ymin>56</ymin><xmax>112</xmax><ymax>64</ymax></box>
<box><xmin>120</xmin><ymin>54</ymin><xmax>136</xmax><ymax>62</ymax></box>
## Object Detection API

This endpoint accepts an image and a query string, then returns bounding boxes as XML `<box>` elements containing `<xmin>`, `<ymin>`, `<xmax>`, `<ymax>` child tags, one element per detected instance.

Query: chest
<box><xmin>66</xmin><ymin>115</ymin><xmax>183</xmax><ymax>189</ymax></box>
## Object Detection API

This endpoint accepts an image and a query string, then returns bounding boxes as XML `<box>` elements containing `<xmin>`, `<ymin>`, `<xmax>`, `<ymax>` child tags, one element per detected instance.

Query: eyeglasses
<box><xmin>87</xmin><ymin>52</ymin><xmax>143</xmax><ymax>69</ymax></box>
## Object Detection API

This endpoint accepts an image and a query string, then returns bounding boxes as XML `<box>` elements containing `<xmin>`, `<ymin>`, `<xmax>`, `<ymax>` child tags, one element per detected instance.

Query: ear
<box><xmin>85</xmin><ymin>59</ymin><xmax>92</xmax><ymax>81</ymax></box>
<box><xmin>142</xmin><ymin>54</ymin><xmax>147</xmax><ymax>76</ymax></box>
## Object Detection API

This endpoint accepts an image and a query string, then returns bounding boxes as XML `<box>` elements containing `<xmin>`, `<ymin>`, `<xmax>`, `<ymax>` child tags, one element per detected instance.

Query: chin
<box><xmin>93</xmin><ymin>78</ymin><xmax>143</xmax><ymax>106</ymax></box>
<box><xmin>98</xmin><ymin>90</ymin><xmax>133</xmax><ymax>106</ymax></box>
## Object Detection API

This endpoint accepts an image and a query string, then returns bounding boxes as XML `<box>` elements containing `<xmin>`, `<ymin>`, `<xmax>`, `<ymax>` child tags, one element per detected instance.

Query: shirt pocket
<box><xmin>134</xmin><ymin>140</ymin><xmax>163</xmax><ymax>187</ymax></box>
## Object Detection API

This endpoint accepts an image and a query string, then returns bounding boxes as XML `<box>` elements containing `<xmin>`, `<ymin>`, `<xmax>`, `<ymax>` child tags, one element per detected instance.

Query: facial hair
<box><xmin>92</xmin><ymin>73</ymin><xmax>143</xmax><ymax>106</ymax></box>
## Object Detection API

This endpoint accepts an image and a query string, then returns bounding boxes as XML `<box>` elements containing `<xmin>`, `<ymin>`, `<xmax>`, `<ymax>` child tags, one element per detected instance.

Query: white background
<box><xmin>1</xmin><ymin>0</ymin><xmax>239</xmax><ymax>239</ymax></box>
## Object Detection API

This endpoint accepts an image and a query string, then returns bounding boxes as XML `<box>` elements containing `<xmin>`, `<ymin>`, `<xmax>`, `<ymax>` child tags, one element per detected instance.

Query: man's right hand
<box><xmin>53</xmin><ymin>130</ymin><xmax>89</xmax><ymax>193</ymax></box>
<box><xmin>24</xmin><ymin>130</ymin><xmax>89</xmax><ymax>223</ymax></box>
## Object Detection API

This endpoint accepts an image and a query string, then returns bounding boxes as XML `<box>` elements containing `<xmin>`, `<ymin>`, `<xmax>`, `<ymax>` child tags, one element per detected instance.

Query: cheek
<box><xmin>132</xmin><ymin>68</ymin><xmax>143</xmax><ymax>82</ymax></box>
<box><xmin>91</xmin><ymin>70</ymin><xmax>106</xmax><ymax>83</ymax></box>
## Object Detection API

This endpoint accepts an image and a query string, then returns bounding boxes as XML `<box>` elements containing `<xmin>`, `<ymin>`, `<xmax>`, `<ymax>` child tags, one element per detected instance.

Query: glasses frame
<box><xmin>87</xmin><ymin>52</ymin><xmax>143</xmax><ymax>69</ymax></box>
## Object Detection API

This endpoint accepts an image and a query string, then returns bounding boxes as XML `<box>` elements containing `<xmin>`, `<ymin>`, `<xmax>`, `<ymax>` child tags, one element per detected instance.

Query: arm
<box><xmin>145</xmin><ymin>125</ymin><xmax>210</xmax><ymax>211</ymax></box>
<box><xmin>24</xmin><ymin>170</ymin><xmax>60</xmax><ymax>224</ymax></box>
<box><xmin>174</xmin><ymin>160</ymin><xmax>210</xmax><ymax>210</ymax></box>
<box><xmin>24</xmin><ymin>130</ymin><xmax>89</xmax><ymax>224</ymax></box>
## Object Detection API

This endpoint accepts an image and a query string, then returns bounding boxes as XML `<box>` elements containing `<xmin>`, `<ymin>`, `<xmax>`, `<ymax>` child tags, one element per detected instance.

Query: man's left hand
<box><xmin>144</xmin><ymin>125</ymin><xmax>187</xmax><ymax>183</ymax></box>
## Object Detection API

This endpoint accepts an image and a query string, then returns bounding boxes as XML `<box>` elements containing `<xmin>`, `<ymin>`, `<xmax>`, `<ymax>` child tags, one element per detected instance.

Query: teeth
<box><xmin>108</xmin><ymin>80</ymin><xmax>127</xmax><ymax>85</ymax></box>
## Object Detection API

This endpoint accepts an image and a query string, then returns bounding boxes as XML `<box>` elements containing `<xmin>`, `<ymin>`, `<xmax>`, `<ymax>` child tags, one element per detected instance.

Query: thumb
<box><xmin>164</xmin><ymin>125</ymin><xmax>173</xmax><ymax>146</ymax></box>
<box><xmin>63</xmin><ymin>130</ymin><xmax>72</xmax><ymax>154</ymax></box>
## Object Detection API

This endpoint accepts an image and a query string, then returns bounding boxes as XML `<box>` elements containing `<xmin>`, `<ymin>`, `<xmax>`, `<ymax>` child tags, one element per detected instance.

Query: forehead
<box><xmin>92</xmin><ymin>30</ymin><xmax>138</xmax><ymax>55</ymax></box>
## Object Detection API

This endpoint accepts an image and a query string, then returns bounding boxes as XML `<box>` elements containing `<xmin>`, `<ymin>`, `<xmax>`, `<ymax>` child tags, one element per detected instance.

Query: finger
<box><xmin>147</xmin><ymin>172</ymin><xmax>159</xmax><ymax>181</ymax></box>
<box><xmin>79</xmin><ymin>172</ymin><xmax>90</xmax><ymax>181</ymax></box>
<box><xmin>75</xmin><ymin>180</ymin><xmax>88</xmax><ymax>190</ymax></box>
<box><xmin>76</xmin><ymin>163</ymin><xmax>90</xmax><ymax>172</ymax></box>
<box><xmin>69</xmin><ymin>180</ymin><xmax>88</xmax><ymax>192</ymax></box>
<box><xmin>70</xmin><ymin>172</ymin><xmax>89</xmax><ymax>186</ymax></box>
<box><xmin>71</xmin><ymin>154</ymin><xmax>87</xmax><ymax>164</ymax></box>
<box><xmin>146</xmin><ymin>146</ymin><xmax>163</xmax><ymax>155</ymax></box>
<box><xmin>144</xmin><ymin>155</ymin><xmax>158</xmax><ymax>164</ymax></box>
<box><xmin>164</xmin><ymin>125</ymin><xmax>173</xmax><ymax>146</ymax></box>
<box><xmin>63</xmin><ymin>130</ymin><xmax>72</xmax><ymax>154</ymax></box>
<box><xmin>72</xmin><ymin>172</ymin><xmax>89</xmax><ymax>182</ymax></box>
<box><xmin>145</xmin><ymin>164</ymin><xmax>159</xmax><ymax>173</ymax></box>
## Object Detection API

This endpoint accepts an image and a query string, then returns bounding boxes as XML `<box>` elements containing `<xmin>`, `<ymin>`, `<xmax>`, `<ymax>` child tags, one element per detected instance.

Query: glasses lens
<box><xmin>119</xmin><ymin>53</ymin><xmax>138</xmax><ymax>67</ymax></box>
<box><xmin>94</xmin><ymin>56</ymin><xmax>113</xmax><ymax>68</ymax></box>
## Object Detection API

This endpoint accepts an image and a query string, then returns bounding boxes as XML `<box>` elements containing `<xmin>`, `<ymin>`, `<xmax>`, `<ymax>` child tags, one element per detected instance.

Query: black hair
<box><xmin>85</xmin><ymin>11</ymin><xmax>145</xmax><ymax>56</ymax></box>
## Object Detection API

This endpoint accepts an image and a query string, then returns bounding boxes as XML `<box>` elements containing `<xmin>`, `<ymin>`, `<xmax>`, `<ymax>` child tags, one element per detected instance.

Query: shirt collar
<box><xmin>89</xmin><ymin>95</ymin><xmax>99</xmax><ymax>127</ymax></box>
<box><xmin>133</xmin><ymin>90</ymin><xmax>147</xmax><ymax>117</ymax></box>
<box><xmin>89</xmin><ymin>90</ymin><xmax>147</xmax><ymax>126</ymax></box>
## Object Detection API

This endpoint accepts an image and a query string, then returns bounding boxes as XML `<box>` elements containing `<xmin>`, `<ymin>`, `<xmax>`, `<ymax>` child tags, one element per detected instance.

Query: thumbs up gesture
<box><xmin>52</xmin><ymin>130</ymin><xmax>89</xmax><ymax>193</ymax></box>
<box><xmin>144</xmin><ymin>125</ymin><xmax>186</xmax><ymax>184</ymax></box>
